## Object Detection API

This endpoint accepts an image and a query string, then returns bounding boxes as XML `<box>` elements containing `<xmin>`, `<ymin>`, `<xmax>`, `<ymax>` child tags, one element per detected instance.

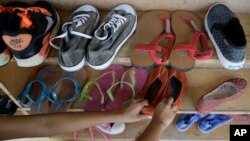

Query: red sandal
<box><xmin>130</xmin><ymin>11</ymin><xmax>174</xmax><ymax>69</ymax></box>
<box><xmin>169</xmin><ymin>11</ymin><xmax>213</xmax><ymax>71</ymax></box>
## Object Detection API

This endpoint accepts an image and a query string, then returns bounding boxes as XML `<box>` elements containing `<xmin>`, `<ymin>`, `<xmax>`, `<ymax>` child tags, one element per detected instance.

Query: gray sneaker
<box><xmin>87</xmin><ymin>4</ymin><xmax>137</xmax><ymax>70</ymax></box>
<box><xmin>205</xmin><ymin>3</ymin><xmax>246</xmax><ymax>70</ymax></box>
<box><xmin>50</xmin><ymin>5</ymin><xmax>99</xmax><ymax>72</ymax></box>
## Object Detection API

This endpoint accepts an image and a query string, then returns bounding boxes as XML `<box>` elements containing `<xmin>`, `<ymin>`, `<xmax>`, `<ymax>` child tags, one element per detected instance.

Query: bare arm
<box><xmin>137</xmin><ymin>97</ymin><xmax>177</xmax><ymax>141</ymax></box>
<box><xmin>0</xmin><ymin>99</ymin><xmax>150</xmax><ymax>140</ymax></box>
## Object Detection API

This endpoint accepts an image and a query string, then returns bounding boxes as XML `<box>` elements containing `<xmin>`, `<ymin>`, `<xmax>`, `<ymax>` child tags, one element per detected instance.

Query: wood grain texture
<box><xmin>2</xmin><ymin>0</ymin><xmax>250</xmax><ymax>13</ymax></box>
<box><xmin>8</xmin><ymin>11</ymin><xmax>249</xmax><ymax>69</ymax></box>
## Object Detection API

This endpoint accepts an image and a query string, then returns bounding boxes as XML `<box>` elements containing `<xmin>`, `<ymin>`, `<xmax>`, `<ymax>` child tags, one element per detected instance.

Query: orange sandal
<box><xmin>166</xmin><ymin>69</ymin><xmax>187</xmax><ymax>110</ymax></box>
<box><xmin>169</xmin><ymin>11</ymin><xmax>213</xmax><ymax>71</ymax></box>
<box><xmin>139</xmin><ymin>66</ymin><xmax>168</xmax><ymax>115</ymax></box>
<box><xmin>130</xmin><ymin>11</ymin><xmax>174</xmax><ymax>69</ymax></box>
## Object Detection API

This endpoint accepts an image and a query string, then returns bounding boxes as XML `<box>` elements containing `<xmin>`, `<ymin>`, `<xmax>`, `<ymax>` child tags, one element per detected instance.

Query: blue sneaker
<box><xmin>205</xmin><ymin>3</ymin><xmax>246</xmax><ymax>70</ymax></box>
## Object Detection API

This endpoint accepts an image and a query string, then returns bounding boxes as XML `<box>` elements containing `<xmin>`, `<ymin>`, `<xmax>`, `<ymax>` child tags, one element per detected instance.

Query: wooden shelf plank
<box><xmin>8</xmin><ymin>11</ymin><xmax>249</xmax><ymax>69</ymax></box>
<box><xmin>2</xmin><ymin>0</ymin><xmax>250</xmax><ymax>13</ymax></box>
<box><xmin>15</xmin><ymin>67</ymin><xmax>250</xmax><ymax>114</ymax></box>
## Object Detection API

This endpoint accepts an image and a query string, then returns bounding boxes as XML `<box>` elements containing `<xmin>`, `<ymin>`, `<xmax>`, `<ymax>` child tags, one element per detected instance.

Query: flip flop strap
<box><xmin>107</xmin><ymin>81</ymin><xmax>136</xmax><ymax>102</ymax></box>
<box><xmin>174</xmin><ymin>32</ymin><xmax>213</xmax><ymax>60</ymax></box>
<box><xmin>174</xmin><ymin>16</ymin><xmax>213</xmax><ymax>60</ymax></box>
<box><xmin>120</xmin><ymin>69</ymin><xmax>136</xmax><ymax>88</ymax></box>
<box><xmin>80</xmin><ymin>71</ymin><xmax>115</xmax><ymax>104</ymax></box>
<box><xmin>134</xmin><ymin>17</ymin><xmax>174</xmax><ymax>64</ymax></box>
<box><xmin>18</xmin><ymin>80</ymin><xmax>48</xmax><ymax>113</ymax></box>
<box><xmin>48</xmin><ymin>77</ymin><xmax>81</xmax><ymax>112</ymax></box>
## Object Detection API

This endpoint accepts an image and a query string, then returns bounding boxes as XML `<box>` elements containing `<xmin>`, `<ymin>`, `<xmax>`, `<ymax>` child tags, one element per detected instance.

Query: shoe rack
<box><xmin>1</xmin><ymin>0</ymin><xmax>250</xmax><ymax>140</ymax></box>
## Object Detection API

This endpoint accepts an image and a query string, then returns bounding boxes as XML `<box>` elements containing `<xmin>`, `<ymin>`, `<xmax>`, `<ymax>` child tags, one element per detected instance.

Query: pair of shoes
<box><xmin>50</xmin><ymin>4</ymin><xmax>137</xmax><ymax>72</ymax></box>
<box><xmin>176</xmin><ymin>114</ymin><xmax>232</xmax><ymax>133</ymax></box>
<box><xmin>18</xmin><ymin>65</ymin><xmax>87</xmax><ymax>114</ymax></box>
<box><xmin>130</xmin><ymin>10</ymin><xmax>213</xmax><ymax>71</ymax></box>
<box><xmin>0</xmin><ymin>1</ymin><xmax>60</xmax><ymax>67</ymax></box>
<box><xmin>0</xmin><ymin>95</ymin><xmax>17</xmax><ymax>115</ymax></box>
<box><xmin>196</xmin><ymin>78</ymin><xmax>247</xmax><ymax>114</ymax></box>
<box><xmin>79</xmin><ymin>65</ymin><xmax>148</xmax><ymax>135</ymax></box>
<box><xmin>139</xmin><ymin>66</ymin><xmax>187</xmax><ymax>115</ymax></box>
<box><xmin>205</xmin><ymin>3</ymin><xmax>246</xmax><ymax>70</ymax></box>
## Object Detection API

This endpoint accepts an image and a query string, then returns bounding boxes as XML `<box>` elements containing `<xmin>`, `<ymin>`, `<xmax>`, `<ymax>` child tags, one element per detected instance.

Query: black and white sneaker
<box><xmin>2</xmin><ymin>1</ymin><xmax>60</xmax><ymax>67</ymax></box>
<box><xmin>205</xmin><ymin>3</ymin><xmax>246</xmax><ymax>70</ymax></box>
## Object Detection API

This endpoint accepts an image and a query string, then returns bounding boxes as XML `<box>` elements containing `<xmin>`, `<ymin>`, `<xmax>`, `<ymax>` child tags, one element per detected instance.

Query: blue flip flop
<box><xmin>198</xmin><ymin>114</ymin><xmax>232</xmax><ymax>133</ymax></box>
<box><xmin>176</xmin><ymin>114</ymin><xmax>204</xmax><ymax>132</ymax></box>
<box><xmin>18</xmin><ymin>70</ymin><xmax>50</xmax><ymax>114</ymax></box>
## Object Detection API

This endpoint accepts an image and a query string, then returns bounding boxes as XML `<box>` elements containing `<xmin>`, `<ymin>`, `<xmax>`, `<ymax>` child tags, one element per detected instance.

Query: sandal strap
<box><xmin>134</xmin><ymin>16</ymin><xmax>174</xmax><ymax>64</ymax></box>
<box><xmin>18</xmin><ymin>80</ymin><xmax>48</xmax><ymax>113</ymax></box>
<box><xmin>48</xmin><ymin>77</ymin><xmax>81</xmax><ymax>112</ymax></box>
<box><xmin>175</xmin><ymin>32</ymin><xmax>213</xmax><ymax>60</ymax></box>
<box><xmin>135</xmin><ymin>33</ymin><xmax>174</xmax><ymax>64</ymax></box>
<box><xmin>174</xmin><ymin>16</ymin><xmax>213</xmax><ymax>60</ymax></box>
<box><xmin>80</xmin><ymin>71</ymin><xmax>115</xmax><ymax>104</ymax></box>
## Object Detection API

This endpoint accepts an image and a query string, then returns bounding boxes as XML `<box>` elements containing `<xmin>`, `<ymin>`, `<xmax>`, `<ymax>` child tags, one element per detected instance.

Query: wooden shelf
<box><xmin>7</xmin><ymin>11</ymin><xmax>250</xmax><ymax>69</ymax></box>
<box><xmin>1</xmin><ymin>1</ymin><xmax>249</xmax><ymax>141</ymax></box>
<box><xmin>11</xmin><ymin>67</ymin><xmax>250</xmax><ymax>114</ymax></box>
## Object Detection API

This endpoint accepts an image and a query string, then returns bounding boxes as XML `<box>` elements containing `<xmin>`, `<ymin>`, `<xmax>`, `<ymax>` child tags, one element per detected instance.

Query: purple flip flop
<box><xmin>105</xmin><ymin>67</ymin><xmax>148</xmax><ymax>111</ymax></box>
<box><xmin>81</xmin><ymin>65</ymin><xmax>125</xmax><ymax>112</ymax></box>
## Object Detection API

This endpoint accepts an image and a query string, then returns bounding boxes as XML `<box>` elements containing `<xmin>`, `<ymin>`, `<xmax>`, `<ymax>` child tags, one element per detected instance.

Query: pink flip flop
<box><xmin>196</xmin><ymin>78</ymin><xmax>247</xmax><ymax>114</ymax></box>
<box><xmin>81</xmin><ymin>65</ymin><xmax>125</xmax><ymax>112</ymax></box>
<box><xmin>105</xmin><ymin>67</ymin><xmax>148</xmax><ymax>110</ymax></box>
<box><xmin>96</xmin><ymin>67</ymin><xmax>148</xmax><ymax>135</ymax></box>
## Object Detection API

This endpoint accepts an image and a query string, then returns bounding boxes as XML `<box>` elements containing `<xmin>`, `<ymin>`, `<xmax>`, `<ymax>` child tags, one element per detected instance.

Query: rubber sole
<box><xmin>15</xmin><ymin>9</ymin><xmax>60</xmax><ymax>67</ymax></box>
<box><xmin>60</xmin><ymin>56</ymin><xmax>85</xmax><ymax>72</ymax></box>
<box><xmin>205</xmin><ymin>3</ymin><xmax>245</xmax><ymax>70</ymax></box>
<box><xmin>0</xmin><ymin>48</ymin><xmax>11</xmax><ymax>66</ymax></box>
<box><xmin>87</xmin><ymin>4</ymin><xmax>137</xmax><ymax>70</ymax></box>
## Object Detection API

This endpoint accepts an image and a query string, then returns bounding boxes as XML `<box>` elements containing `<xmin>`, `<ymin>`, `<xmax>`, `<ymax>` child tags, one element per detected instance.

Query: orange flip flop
<box><xmin>166</xmin><ymin>69</ymin><xmax>187</xmax><ymax>110</ymax></box>
<box><xmin>130</xmin><ymin>10</ymin><xmax>174</xmax><ymax>69</ymax></box>
<box><xmin>139</xmin><ymin>66</ymin><xmax>168</xmax><ymax>115</ymax></box>
<box><xmin>169</xmin><ymin>11</ymin><xmax>213</xmax><ymax>71</ymax></box>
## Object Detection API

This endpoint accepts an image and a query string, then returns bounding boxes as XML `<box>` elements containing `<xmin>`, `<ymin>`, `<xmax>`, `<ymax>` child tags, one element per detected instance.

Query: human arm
<box><xmin>0</xmin><ymin>99</ymin><xmax>150</xmax><ymax>140</ymax></box>
<box><xmin>136</xmin><ymin>97</ymin><xmax>177</xmax><ymax>141</ymax></box>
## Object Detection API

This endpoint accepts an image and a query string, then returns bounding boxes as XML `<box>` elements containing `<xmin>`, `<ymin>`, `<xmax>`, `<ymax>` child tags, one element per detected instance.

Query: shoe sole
<box><xmin>0</xmin><ymin>48</ymin><xmax>11</xmax><ymax>66</ymax></box>
<box><xmin>87</xmin><ymin>4</ymin><xmax>137</xmax><ymax>70</ymax></box>
<box><xmin>60</xmin><ymin>5</ymin><xmax>100</xmax><ymax>72</ymax></box>
<box><xmin>205</xmin><ymin>3</ymin><xmax>245</xmax><ymax>70</ymax></box>
<box><xmin>15</xmin><ymin>9</ymin><xmax>61</xmax><ymax>67</ymax></box>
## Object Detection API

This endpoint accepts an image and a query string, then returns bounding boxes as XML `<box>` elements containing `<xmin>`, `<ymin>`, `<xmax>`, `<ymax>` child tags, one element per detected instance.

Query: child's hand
<box><xmin>118</xmin><ymin>99</ymin><xmax>151</xmax><ymax>123</ymax></box>
<box><xmin>151</xmin><ymin>97</ymin><xmax>177</xmax><ymax>129</ymax></box>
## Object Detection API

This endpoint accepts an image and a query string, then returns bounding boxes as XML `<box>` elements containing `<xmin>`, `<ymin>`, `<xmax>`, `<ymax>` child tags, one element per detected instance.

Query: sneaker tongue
<box><xmin>17</xmin><ymin>13</ymin><xmax>33</xmax><ymax>29</ymax></box>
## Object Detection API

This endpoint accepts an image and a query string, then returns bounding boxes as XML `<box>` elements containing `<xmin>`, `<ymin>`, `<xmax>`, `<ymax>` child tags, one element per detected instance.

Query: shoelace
<box><xmin>49</xmin><ymin>14</ymin><xmax>92</xmax><ymax>50</ymax></box>
<box><xmin>14</xmin><ymin>7</ymin><xmax>52</xmax><ymax>29</ymax></box>
<box><xmin>95</xmin><ymin>14</ymin><xmax>127</xmax><ymax>40</ymax></box>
